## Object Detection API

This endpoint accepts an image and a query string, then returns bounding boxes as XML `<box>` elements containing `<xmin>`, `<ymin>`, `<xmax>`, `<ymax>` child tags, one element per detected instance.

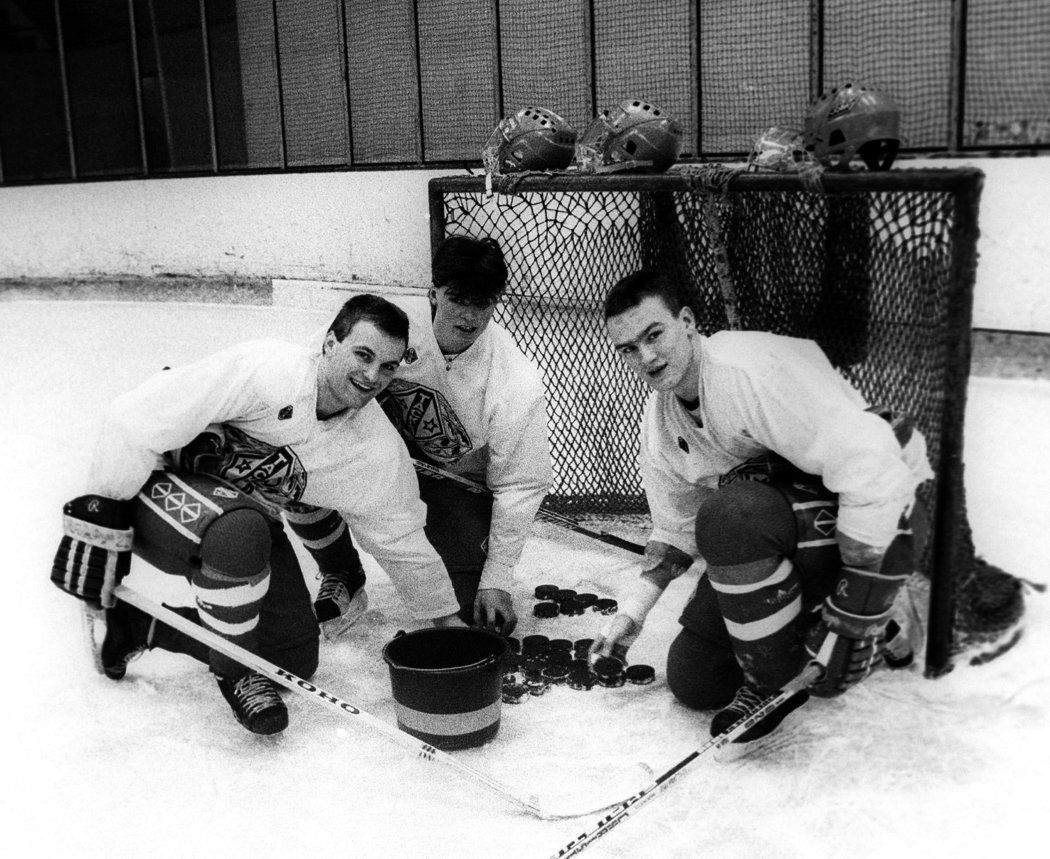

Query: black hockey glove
<box><xmin>51</xmin><ymin>495</ymin><xmax>133</xmax><ymax>608</ymax></box>
<box><xmin>806</xmin><ymin>560</ymin><xmax>909</xmax><ymax>697</ymax></box>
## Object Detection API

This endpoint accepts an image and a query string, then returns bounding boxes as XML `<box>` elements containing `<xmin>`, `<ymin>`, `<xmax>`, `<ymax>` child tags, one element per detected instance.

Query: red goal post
<box><xmin>429</xmin><ymin>166</ymin><xmax>991</xmax><ymax>677</ymax></box>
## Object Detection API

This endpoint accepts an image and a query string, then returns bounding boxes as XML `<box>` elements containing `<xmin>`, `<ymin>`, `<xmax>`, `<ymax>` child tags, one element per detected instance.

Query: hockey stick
<box><xmin>548</xmin><ymin>661</ymin><xmax>823</xmax><ymax>858</ymax></box>
<box><xmin>411</xmin><ymin>458</ymin><xmax>645</xmax><ymax>557</ymax></box>
<box><xmin>112</xmin><ymin>583</ymin><xmax>641</xmax><ymax>821</ymax></box>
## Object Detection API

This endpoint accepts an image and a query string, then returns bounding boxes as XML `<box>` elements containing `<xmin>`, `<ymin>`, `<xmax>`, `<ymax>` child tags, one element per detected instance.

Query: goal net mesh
<box><xmin>430</xmin><ymin>166</ymin><xmax>1019</xmax><ymax>675</ymax></box>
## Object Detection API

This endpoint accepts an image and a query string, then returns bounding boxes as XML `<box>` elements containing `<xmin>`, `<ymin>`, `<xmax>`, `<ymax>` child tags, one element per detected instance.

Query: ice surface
<box><xmin>4</xmin><ymin>301</ymin><xmax>1047</xmax><ymax>858</ymax></box>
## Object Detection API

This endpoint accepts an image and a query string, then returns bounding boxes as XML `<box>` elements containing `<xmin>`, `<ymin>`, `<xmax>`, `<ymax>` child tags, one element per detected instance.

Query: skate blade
<box><xmin>82</xmin><ymin>603</ymin><xmax>107</xmax><ymax>675</ymax></box>
<box><xmin>320</xmin><ymin>589</ymin><xmax>369</xmax><ymax>641</ymax></box>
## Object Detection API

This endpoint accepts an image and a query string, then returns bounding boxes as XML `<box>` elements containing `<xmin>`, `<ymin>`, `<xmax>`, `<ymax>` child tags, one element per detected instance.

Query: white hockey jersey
<box><xmin>640</xmin><ymin>331</ymin><xmax>933</xmax><ymax>559</ymax></box>
<box><xmin>379</xmin><ymin>302</ymin><xmax>552</xmax><ymax>592</ymax></box>
<box><xmin>85</xmin><ymin>339</ymin><xmax>461</xmax><ymax>620</ymax></box>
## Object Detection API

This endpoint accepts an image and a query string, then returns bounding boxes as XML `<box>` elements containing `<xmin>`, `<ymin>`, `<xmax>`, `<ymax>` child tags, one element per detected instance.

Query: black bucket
<box><xmin>382</xmin><ymin>627</ymin><xmax>509</xmax><ymax>750</ymax></box>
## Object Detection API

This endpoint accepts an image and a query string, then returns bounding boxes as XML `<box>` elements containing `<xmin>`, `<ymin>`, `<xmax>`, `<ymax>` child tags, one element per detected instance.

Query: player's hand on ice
<box><xmin>431</xmin><ymin>612</ymin><xmax>470</xmax><ymax>628</ymax></box>
<box><xmin>51</xmin><ymin>495</ymin><xmax>133</xmax><ymax>608</ymax></box>
<box><xmin>589</xmin><ymin>613</ymin><xmax>641</xmax><ymax>664</ymax></box>
<box><xmin>474</xmin><ymin>588</ymin><xmax>517</xmax><ymax>635</ymax></box>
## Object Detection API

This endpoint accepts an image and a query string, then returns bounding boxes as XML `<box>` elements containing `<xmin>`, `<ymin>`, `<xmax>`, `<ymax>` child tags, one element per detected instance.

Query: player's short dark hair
<box><xmin>603</xmin><ymin>270</ymin><xmax>688</xmax><ymax>320</ymax></box>
<box><xmin>328</xmin><ymin>293</ymin><xmax>409</xmax><ymax>344</ymax></box>
<box><xmin>432</xmin><ymin>234</ymin><xmax>508</xmax><ymax>306</ymax></box>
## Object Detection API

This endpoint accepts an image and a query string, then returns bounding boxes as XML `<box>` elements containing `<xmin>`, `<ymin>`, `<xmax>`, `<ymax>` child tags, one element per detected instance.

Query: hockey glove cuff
<box><xmin>51</xmin><ymin>495</ymin><xmax>133</xmax><ymax>608</ymax></box>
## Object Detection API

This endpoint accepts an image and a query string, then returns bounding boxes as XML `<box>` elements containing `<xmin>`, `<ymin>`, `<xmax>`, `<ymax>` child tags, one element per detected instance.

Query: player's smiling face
<box><xmin>317</xmin><ymin>320</ymin><xmax>405</xmax><ymax>418</ymax></box>
<box><xmin>606</xmin><ymin>295</ymin><xmax>699</xmax><ymax>397</ymax></box>
<box><xmin>430</xmin><ymin>285</ymin><xmax>499</xmax><ymax>355</ymax></box>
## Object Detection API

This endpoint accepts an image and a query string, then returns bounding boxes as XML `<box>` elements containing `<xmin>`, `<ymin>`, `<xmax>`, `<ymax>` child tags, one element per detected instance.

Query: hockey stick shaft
<box><xmin>113</xmin><ymin>583</ymin><xmax>549</xmax><ymax>817</ymax></box>
<box><xmin>411</xmin><ymin>458</ymin><xmax>645</xmax><ymax>556</ymax></box>
<box><xmin>548</xmin><ymin>662</ymin><xmax>822</xmax><ymax>859</ymax></box>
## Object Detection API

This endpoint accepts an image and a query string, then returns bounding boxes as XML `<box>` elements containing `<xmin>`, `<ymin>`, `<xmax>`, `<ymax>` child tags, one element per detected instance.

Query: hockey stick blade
<box><xmin>411</xmin><ymin>458</ymin><xmax>644</xmax><ymax>557</ymax></box>
<box><xmin>112</xmin><ymin>583</ymin><xmax>636</xmax><ymax>821</ymax></box>
<box><xmin>548</xmin><ymin>663</ymin><xmax>822</xmax><ymax>858</ymax></box>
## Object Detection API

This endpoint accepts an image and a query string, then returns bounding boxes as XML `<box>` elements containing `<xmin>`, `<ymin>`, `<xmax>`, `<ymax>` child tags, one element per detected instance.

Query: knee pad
<box><xmin>694</xmin><ymin>481</ymin><xmax>795</xmax><ymax>566</ymax></box>
<box><xmin>200</xmin><ymin>507</ymin><xmax>273</xmax><ymax>578</ymax></box>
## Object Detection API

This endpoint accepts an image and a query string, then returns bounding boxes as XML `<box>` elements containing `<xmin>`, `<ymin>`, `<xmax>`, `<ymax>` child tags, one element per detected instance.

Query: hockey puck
<box><xmin>505</xmin><ymin>636</ymin><xmax>521</xmax><ymax>653</ymax></box>
<box><xmin>593</xmin><ymin>598</ymin><xmax>618</xmax><ymax>615</ymax></box>
<box><xmin>625</xmin><ymin>664</ymin><xmax>656</xmax><ymax>685</ymax></box>
<box><xmin>573</xmin><ymin>638</ymin><xmax>595</xmax><ymax>655</ymax></box>
<box><xmin>533</xmin><ymin>601</ymin><xmax>560</xmax><ymax>618</ymax></box>
<box><xmin>553</xmin><ymin>588</ymin><xmax>578</xmax><ymax>602</ymax></box>
<box><xmin>545</xmin><ymin>649</ymin><xmax>573</xmax><ymax>666</ymax></box>
<box><xmin>568</xmin><ymin>668</ymin><xmax>597</xmax><ymax>691</ymax></box>
<box><xmin>592</xmin><ymin>656</ymin><xmax>625</xmax><ymax>678</ymax></box>
<box><xmin>597</xmin><ymin>672</ymin><xmax>626</xmax><ymax>688</ymax></box>
<box><xmin>575</xmin><ymin>593</ymin><xmax>598</xmax><ymax>607</ymax></box>
<box><xmin>548</xmin><ymin>638</ymin><xmax>573</xmax><ymax>651</ymax></box>
<box><xmin>502</xmin><ymin>683</ymin><xmax>530</xmax><ymax>704</ymax></box>
<box><xmin>526</xmin><ymin>678</ymin><xmax>549</xmax><ymax>696</ymax></box>
<box><xmin>522</xmin><ymin>634</ymin><xmax>549</xmax><ymax>651</ymax></box>
<box><xmin>534</xmin><ymin>584</ymin><xmax>560</xmax><ymax>600</ymax></box>
<box><xmin>542</xmin><ymin>664</ymin><xmax>570</xmax><ymax>684</ymax></box>
<box><xmin>502</xmin><ymin>653</ymin><xmax>523</xmax><ymax>673</ymax></box>
<box><xmin>559</xmin><ymin>597</ymin><xmax>585</xmax><ymax>616</ymax></box>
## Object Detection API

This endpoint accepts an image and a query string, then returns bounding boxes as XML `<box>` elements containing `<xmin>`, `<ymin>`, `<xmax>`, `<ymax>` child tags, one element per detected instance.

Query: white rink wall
<box><xmin>0</xmin><ymin>158</ymin><xmax>1047</xmax><ymax>333</ymax></box>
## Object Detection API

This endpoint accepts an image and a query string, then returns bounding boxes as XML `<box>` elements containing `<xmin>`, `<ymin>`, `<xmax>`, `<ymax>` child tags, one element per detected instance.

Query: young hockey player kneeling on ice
<box><xmin>289</xmin><ymin>236</ymin><xmax>552</xmax><ymax>638</ymax></box>
<box><xmin>50</xmin><ymin>295</ymin><xmax>465</xmax><ymax>736</ymax></box>
<box><xmin>592</xmin><ymin>271</ymin><xmax>931</xmax><ymax>752</ymax></box>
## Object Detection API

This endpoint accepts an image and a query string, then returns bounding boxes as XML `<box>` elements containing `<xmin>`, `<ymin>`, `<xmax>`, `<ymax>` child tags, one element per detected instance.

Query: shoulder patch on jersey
<box><xmin>381</xmin><ymin>379</ymin><xmax>473</xmax><ymax>464</ymax></box>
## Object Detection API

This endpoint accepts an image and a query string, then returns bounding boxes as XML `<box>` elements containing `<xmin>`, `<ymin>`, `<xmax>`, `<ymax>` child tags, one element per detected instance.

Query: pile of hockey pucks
<box><xmin>532</xmin><ymin>583</ymin><xmax>617</xmax><ymax>618</ymax></box>
<box><xmin>499</xmin><ymin>582</ymin><xmax>656</xmax><ymax>704</ymax></box>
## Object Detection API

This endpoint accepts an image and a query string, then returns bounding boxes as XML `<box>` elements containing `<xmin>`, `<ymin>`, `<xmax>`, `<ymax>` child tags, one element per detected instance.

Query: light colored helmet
<box><xmin>576</xmin><ymin>99</ymin><xmax>683</xmax><ymax>173</ymax></box>
<box><xmin>481</xmin><ymin>107</ymin><xmax>577</xmax><ymax>175</ymax></box>
<box><xmin>803</xmin><ymin>83</ymin><xmax>901</xmax><ymax>171</ymax></box>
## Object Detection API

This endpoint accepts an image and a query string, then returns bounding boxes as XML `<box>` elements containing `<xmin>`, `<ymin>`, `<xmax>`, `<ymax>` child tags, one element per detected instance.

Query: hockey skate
<box><xmin>710</xmin><ymin>683</ymin><xmax>810</xmax><ymax>762</ymax></box>
<box><xmin>216</xmin><ymin>671</ymin><xmax>288</xmax><ymax>735</ymax></box>
<box><xmin>84</xmin><ymin>599</ymin><xmax>154</xmax><ymax>680</ymax></box>
<box><xmin>314</xmin><ymin>568</ymin><xmax>368</xmax><ymax>640</ymax></box>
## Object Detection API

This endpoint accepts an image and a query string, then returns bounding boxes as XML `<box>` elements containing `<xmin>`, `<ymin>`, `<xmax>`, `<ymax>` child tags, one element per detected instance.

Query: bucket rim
<box><xmin>382</xmin><ymin>626</ymin><xmax>509</xmax><ymax>674</ymax></box>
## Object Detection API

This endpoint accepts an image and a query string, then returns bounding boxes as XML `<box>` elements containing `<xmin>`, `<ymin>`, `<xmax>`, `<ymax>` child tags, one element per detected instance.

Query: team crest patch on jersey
<box><xmin>207</xmin><ymin>424</ymin><xmax>308</xmax><ymax>506</ymax></box>
<box><xmin>380</xmin><ymin>380</ymin><xmax>473</xmax><ymax>463</ymax></box>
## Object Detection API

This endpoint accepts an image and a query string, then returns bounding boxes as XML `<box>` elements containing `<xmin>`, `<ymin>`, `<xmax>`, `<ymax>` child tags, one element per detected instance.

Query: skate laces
<box><xmin>316</xmin><ymin>570</ymin><xmax>354</xmax><ymax>612</ymax></box>
<box><xmin>725</xmin><ymin>684</ymin><xmax>766</xmax><ymax>718</ymax></box>
<box><xmin>232</xmin><ymin>673</ymin><xmax>282</xmax><ymax>717</ymax></box>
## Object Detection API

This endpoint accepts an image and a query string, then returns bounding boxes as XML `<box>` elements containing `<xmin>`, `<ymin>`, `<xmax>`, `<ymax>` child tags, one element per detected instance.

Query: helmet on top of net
<box><xmin>575</xmin><ymin>98</ymin><xmax>683</xmax><ymax>174</ymax></box>
<box><xmin>481</xmin><ymin>106</ymin><xmax>577</xmax><ymax>176</ymax></box>
<box><xmin>803</xmin><ymin>83</ymin><xmax>901</xmax><ymax>171</ymax></box>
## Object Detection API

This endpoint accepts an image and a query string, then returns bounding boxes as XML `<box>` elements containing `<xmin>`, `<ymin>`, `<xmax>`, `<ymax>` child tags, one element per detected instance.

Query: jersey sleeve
<box><xmin>336</xmin><ymin>422</ymin><xmax>461</xmax><ymax>620</ymax></box>
<box><xmin>716</xmin><ymin>340</ymin><xmax>932</xmax><ymax>551</ymax></box>
<box><xmin>480</xmin><ymin>383</ymin><xmax>553</xmax><ymax>592</ymax></box>
<box><xmin>639</xmin><ymin>402</ymin><xmax>707</xmax><ymax>558</ymax></box>
<box><xmin>85</xmin><ymin>343</ymin><xmax>279</xmax><ymax>500</ymax></box>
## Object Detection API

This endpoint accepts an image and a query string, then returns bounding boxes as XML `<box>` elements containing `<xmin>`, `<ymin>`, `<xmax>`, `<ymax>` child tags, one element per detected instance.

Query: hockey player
<box><xmin>50</xmin><ymin>294</ymin><xmax>465</xmax><ymax>736</ymax></box>
<box><xmin>592</xmin><ymin>270</ymin><xmax>932</xmax><ymax>749</ymax></box>
<box><xmin>295</xmin><ymin>236</ymin><xmax>552</xmax><ymax>637</ymax></box>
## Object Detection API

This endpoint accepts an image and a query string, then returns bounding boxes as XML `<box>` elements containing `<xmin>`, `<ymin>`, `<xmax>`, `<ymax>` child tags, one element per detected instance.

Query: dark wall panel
<box><xmin>416</xmin><ymin>0</ymin><xmax>497</xmax><ymax>162</ymax></box>
<box><xmin>275</xmin><ymin>0</ymin><xmax>348</xmax><ymax>167</ymax></box>
<box><xmin>344</xmin><ymin>0</ymin><xmax>421</xmax><ymax>164</ymax></box>
<box><xmin>0</xmin><ymin>0</ymin><xmax>71</xmax><ymax>181</ymax></box>
<box><xmin>497</xmin><ymin>0</ymin><xmax>592</xmax><ymax>135</ymax></box>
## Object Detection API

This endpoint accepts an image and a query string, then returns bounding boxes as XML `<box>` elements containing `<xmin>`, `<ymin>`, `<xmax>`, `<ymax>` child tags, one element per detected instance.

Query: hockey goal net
<box><xmin>429</xmin><ymin>166</ymin><xmax>1017</xmax><ymax>677</ymax></box>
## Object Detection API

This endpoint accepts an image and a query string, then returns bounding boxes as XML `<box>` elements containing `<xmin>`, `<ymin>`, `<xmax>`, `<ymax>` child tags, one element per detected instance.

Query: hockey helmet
<box><xmin>803</xmin><ymin>83</ymin><xmax>901</xmax><ymax>171</ymax></box>
<box><xmin>576</xmin><ymin>99</ymin><xmax>683</xmax><ymax>173</ymax></box>
<box><xmin>481</xmin><ymin>106</ymin><xmax>577</xmax><ymax>175</ymax></box>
